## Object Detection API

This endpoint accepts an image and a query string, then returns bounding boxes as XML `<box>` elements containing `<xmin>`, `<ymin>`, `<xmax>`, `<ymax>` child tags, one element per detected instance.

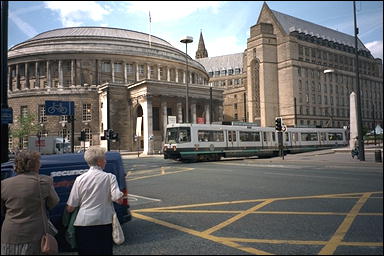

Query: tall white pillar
<box><xmin>157</xmin><ymin>65</ymin><xmax>161</xmax><ymax>80</ymax></box>
<box><xmin>350</xmin><ymin>92</ymin><xmax>358</xmax><ymax>149</ymax></box>
<box><xmin>177</xmin><ymin>102</ymin><xmax>183</xmax><ymax>123</ymax></box>
<box><xmin>143</xmin><ymin>98</ymin><xmax>153</xmax><ymax>154</ymax></box>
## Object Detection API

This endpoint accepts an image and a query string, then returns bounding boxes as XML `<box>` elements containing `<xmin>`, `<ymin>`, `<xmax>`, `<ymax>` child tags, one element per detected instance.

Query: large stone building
<box><xmin>197</xmin><ymin>3</ymin><xmax>383</xmax><ymax>129</ymax></box>
<box><xmin>7</xmin><ymin>27</ymin><xmax>223</xmax><ymax>153</ymax></box>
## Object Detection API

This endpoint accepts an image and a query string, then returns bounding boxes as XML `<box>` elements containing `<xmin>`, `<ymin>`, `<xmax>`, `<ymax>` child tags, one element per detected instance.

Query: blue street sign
<box><xmin>1</xmin><ymin>108</ymin><xmax>13</xmax><ymax>124</ymax></box>
<box><xmin>45</xmin><ymin>101</ymin><xmax>74</xmax><ymax>116</ymax></box>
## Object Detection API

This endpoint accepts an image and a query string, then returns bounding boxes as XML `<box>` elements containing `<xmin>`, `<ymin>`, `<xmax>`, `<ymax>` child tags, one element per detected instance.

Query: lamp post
<box><xmin>353</xmin><ymin>1</ymin><xmax>365</xmax><ymax>161</ymax></box>
<box><xmin>61</xmin><ymin>120</ymin><xmax>67</xmax><ymax>154</ymax></box>
<box><xmin>209</xmin><ymin>83</ymin><xmax>213</xmax><ymax>124</ymax></box>
<box><xmin>180</xmin><ymin>36</ymin><xmax>193</xmax><ymax>123</ymax></box>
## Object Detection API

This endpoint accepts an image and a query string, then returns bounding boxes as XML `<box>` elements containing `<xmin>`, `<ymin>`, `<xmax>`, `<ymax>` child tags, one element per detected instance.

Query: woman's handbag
<box><xmin>112</xmin><ymin>211</ymin><xmax>125</xmax><ymax>245</ymax></box>
<box><xmin>38</xmin><ymin>176</ymin><xmax>58</xmax><ymax>254</ymax></box>
<box><xmin>41</xmin><ymin>233</ymin><xmax>58</xmax><ymax>254</ymax></box>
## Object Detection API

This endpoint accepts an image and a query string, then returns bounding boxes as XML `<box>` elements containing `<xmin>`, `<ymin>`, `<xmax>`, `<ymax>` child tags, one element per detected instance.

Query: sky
<box><xmin>7</xmin><ymin>1</ymin><xmax>383</xmax><ymax>60</ymax></box>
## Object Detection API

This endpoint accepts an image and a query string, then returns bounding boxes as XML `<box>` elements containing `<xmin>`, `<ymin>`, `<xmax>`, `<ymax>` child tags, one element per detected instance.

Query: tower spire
<box><xmin>195</xmin><ymin>30</ymin><xmax>208</xmax><ymax>59</ymax></box>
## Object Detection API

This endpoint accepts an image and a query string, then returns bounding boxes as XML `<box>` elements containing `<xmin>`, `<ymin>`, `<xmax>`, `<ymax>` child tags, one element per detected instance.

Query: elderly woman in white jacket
<box><xmin>66</xmin><ymin>146</ymin><xmax>124</xmax><ymax>255</ymax></box>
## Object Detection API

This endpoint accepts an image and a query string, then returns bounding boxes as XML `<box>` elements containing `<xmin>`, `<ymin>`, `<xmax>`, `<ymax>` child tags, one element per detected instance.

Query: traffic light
<box><xmin>275</xmin><ymin>117</ymin><xmax>282</xmax><ymax>131</ymax></box>
<box><xmin>108</xmin><ymin>129</ymin><xmax>114</xmax><ymax>140</ymax></box>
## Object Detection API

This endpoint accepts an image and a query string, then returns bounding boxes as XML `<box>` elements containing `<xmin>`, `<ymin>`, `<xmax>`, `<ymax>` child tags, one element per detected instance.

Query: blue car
<box><xmin>1</xmin><ymin>152</ymin><xmax>131</xmax><ymax>250</ymax></box>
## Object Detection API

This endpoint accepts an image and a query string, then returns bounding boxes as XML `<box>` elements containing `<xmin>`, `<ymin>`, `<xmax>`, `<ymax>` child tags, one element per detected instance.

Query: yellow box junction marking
<box><xmin>132</xmin><ymin>191</ymin><xmax>383</xmax><ymax>255</ymax></box>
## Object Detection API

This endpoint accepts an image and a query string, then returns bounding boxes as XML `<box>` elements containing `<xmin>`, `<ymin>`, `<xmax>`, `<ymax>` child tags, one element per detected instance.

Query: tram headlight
<box><xmin>172</xmin><ymin>145</ymin><xmax>177</xmax><ymax>151</ymax></box>
<box><xmin>163</xmin><ymin>145</ymin><xmax>168</xmax><ymax>151</ymax></box>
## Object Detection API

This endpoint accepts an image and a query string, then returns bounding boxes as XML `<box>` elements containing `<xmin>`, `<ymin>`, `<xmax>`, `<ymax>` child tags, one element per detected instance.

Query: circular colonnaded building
<box><xmin>8</xmin><ymin>27</ymin><xmax>223</xmax><ymax>154</ymax></box>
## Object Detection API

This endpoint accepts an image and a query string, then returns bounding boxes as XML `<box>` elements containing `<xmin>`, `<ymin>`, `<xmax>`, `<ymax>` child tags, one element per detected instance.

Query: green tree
<box><xmin>10</xmin><ymin>112</ymin><xmax>40</xmax><ymax>149</ymax></box>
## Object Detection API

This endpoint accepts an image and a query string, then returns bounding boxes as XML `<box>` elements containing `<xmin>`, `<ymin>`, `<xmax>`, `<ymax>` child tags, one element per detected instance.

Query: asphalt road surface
<box><xmin>62</xmin><ymin>151</ymin><xmax>383</xmax><ymax>255</ymax></box>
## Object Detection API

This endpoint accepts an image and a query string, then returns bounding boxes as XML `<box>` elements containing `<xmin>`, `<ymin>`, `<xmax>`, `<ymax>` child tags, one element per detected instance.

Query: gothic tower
<box><xmin>195</xmin><ymin>31</ymin><xmax>208</xmax><ymax>59</ymax></box>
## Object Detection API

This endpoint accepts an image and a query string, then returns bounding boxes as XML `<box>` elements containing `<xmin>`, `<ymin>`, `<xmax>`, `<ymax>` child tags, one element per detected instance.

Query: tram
<box><xmin>163</xmin><ymin>123</ymin><xmax>347</xmax><ymax>162</ymax></box>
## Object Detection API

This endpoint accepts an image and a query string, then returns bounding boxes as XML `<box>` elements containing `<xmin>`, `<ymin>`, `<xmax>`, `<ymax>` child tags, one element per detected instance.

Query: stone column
<box><xmin>58</xmin><ymin>60</ymin><xmax>63</xmax><ymax>88</ymax></box>
<box><xmin>124</xmin><ymin>62</ymin><xmax>127</xmax><ymax>83</ymax></box>
<box><xmin>191</xmin><ymin>103</ymin><xmax>196</xmax><ymax>124</ymax></box>
<box><xmin>76</xmin><ymin>60</ymin><xmax>81</xmax><ymax>86</ymax></box>
<box><xmin>161</xmin><ymin>101</ymin><xmax>168</xmax><ymax>137</ymax></box>
<box><xmin>35</xmin><ymin>62</ymin><xmax>40</xmax><ymax>88</ymax></box>
<box><xmin>183</xmin><ymin>71</ymin><xmax>186</xmax><ymax>83</ymax></box>
<box><xmin>157</xmin><ymin>65</ymin><xmax>161</xmax><ymax>80</ymax></box>
<box><xmin>111</xmin><ymin>60</ymin><xmax>115</xmax><ymax>82</ymax></box>
<box><xmin>71</xmin><ymin>60</ymin><xmax>75</xmax><ymax>86</ymax></box>
<box><xmin>147</xmin><ymin>64</ymin><xmax>151</xmax><ymax>79</ymax></box>
<box><xmin>15</xmin><ymin>64</ymin><xmax>20</xmax><ymax>90</ymax></box>
<box><xmin>95</xmin><ymin>60</ymin><xmax>100</xmax><ymax>86</ymax></box>
<box><xmin>142</xmin><ymin>98</ymin><xmax>153</xmax><ymax>154</ymax></box>
<box><xmin>167</xmin><ymin>67</ymin><xmax>170</xmax><ymax>82</ymax></box>
<box><xmin>135</xmin><ymin>63</ymin><xmax>139</xmax><ymax>81</ymax></box>
<box><xmin>177</xmin><ymin>102</ymin><xmax>183</xmax><ymax>123</ymax></box>
<box><xmin>175</xmin><ymin>68</ymin><xmax>179</xmax><ymax>83</ymax></box>
<box><xmin>218</xmin><ymin>105</ymin><xmax>223</xmax><ymax>121</ymax></box>
<box><xmin>24</xmin><ymin>63</ymin><xmax>29</xmax><ymax>89</ymax></box>
<box><xmin>46</xmin><ymin>60</ymin><xmax>52</xmax><ymax>88</ymax></box>
<box><xmin>205</xmin><ymin>104</ymin><xmax>210</xmax><ymax>124</ymax></box>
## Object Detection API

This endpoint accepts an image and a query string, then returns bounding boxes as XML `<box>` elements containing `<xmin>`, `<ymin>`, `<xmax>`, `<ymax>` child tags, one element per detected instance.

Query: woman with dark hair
<box><xmin>1</xmin><ymin>151</ymin><xmax>59</xmax><ymax>255</ymax></box>
<box><xmin>66</xmin><ymin>146</ymin><xmax>124</xmax><ymax>255</ymax></box>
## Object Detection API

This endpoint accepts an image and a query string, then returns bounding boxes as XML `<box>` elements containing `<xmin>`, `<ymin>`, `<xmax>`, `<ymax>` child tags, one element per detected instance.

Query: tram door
<box><xmin>227</xmin><ymin>130</ymin><xmax>237</xmax><ymax>148</ymax></box>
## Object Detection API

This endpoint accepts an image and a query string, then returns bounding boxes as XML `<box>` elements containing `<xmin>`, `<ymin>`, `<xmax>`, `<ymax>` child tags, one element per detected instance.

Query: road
<box><xmin>114</xmin><ymin>151</ymin><xmax>383</xmax><ymax>255</ymax></box>
<box><xmin>61</xmin><ymin>150</ymin><xmax>383</xmax><ymax>255</ymax></box>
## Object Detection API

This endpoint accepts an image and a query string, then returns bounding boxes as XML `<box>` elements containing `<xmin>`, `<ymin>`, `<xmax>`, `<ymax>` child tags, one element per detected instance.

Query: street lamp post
<box><xmin>61</xmin><ymin>120</ymin><xmax>67</xmax><ymax>154</ymax></box>
<box><xmin>209</xmin><ymin>83</ymin><xmax>213</xmax><ymax>124</ymax></box>
<box><xmin>353</xmin><ymin>1</ymin><xmax>365</xmax><ymax>161</ymax></box>
<box><xmin>180</xmin><ymin>36</ymin><xmax>193</xmax><ymax>123</ymax></box>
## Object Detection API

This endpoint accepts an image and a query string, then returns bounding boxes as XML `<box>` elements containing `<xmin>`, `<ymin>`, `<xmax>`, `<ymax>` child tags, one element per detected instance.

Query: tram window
<box><xmin>198</xmin><ymin>130</ymin><xmax>224</xmax><ymax>142</ymax></box>
<box><xmin>263</xmin><ymin>132</ymin><xmax>268</xmax><ymax>142</ymax></box>
<box><xmin>320</xmin><ymin>132</ymin><xmax>326</xmax><ymax>141</ymax></box>
<box><xmin>284</xmin><ymin>132</ymin><xmax>289</xmax><ymax>142</ymax></box>
<box><xmin>240</xmin><ymin>131</ymin><xmax>260</xmax><ymax>142</ymax></box>
<box><xmin>328</xmin><ymin>132</ymin><xmax>343</xmax><ymax>141</ymax></box>
<box><xmin>272</xmin><ymin>132</ymin><xmax>276</xmax><ymax>142</ymax></box>
<box><xmin>301</xmin><ymin>132</ymin><xmax>318</xmax><ymax>141</ymax></box>
<box><xmin>228</xmin><ymin>131</ymin><xmax>236</xmax><ymax>142</ymax></box>
<box><xmin>178</xmin><ymin>128</ymin><xmax>191</xmax><ymax>143</ymax></box>
<box><xmin>166</xmin><ymin>127</ymin><xmax>191</xmax><ymax>144</ymax></box>
<box><xmin>292</xmin><ymin>132</ymin><xmax>298</xmax><ymax>142</ymax></box>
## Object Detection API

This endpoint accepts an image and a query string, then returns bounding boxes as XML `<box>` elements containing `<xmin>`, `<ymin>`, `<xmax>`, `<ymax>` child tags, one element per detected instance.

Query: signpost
<box><xmin>45</xmin><ymin>100</ymin><xmax>74</xmax><ymax>116</ymax></box>
<box><xmin>45</xmin><ymin>101</ymin><xmax>75</xmax><ymax>152</ymax></box>
<box><xmin>1</xmin><ymin>108</ymin><xmax>13</xmax><ymax>124</ymax></box>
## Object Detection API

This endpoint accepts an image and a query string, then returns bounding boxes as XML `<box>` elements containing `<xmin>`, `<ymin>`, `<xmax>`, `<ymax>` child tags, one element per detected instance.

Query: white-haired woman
<box><xmin>66</xmin><ymin>146</ymin><xmax>124</xmax><ymax>255</ymax></box>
